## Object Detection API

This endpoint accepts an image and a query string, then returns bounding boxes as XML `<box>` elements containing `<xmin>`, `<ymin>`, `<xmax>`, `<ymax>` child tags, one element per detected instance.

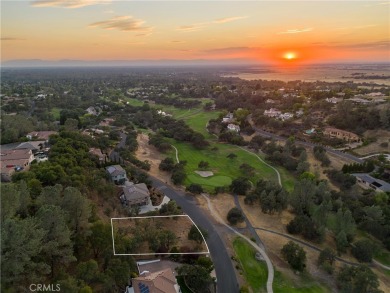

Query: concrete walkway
<box><xmin>171</xmin><ymin>144</ymin><xmax>180</xmax><ymax>163</ymax></box>
<box><xmin>201</xmin><ymin>193</ymin><xmax>274</xmax><ymax>293</ymax></box>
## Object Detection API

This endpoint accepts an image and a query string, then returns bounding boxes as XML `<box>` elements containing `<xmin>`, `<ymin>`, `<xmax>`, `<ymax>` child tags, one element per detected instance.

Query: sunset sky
<box><xmin>1</xmin><ymin>1</ymin><xmax>389</xmax><ymax>65</ymax></box>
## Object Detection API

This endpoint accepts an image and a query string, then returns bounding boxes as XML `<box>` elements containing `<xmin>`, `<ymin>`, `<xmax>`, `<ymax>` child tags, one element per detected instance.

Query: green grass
<box><xmin>233</xmin><ymin>237</ymin><xmax>268</xmax><ymax>292</ymax></box>
<box><xmin>374</xmin><ymin>249</ymin><xmax>390</xmax><ymax>266</ymax></box>
<box><xmin>273</xmin><ymin>271</ymin><xmax>330</xmax><ymax>293</ymax></box>
<box><xmin>181</xmin><ymin>111</ymin><xmax>221</xmax><ymax>137</ymax></box>
<box><xmin>50</xmin><ymin>107</ymin><xmax>61</xmax><ymax>120</ymax></box>
<box><xmin>168</xmin><ymin>140</ymin><xmax>277</xmax><ymax>192</ymax></box>
<box><xmin>124</xmin><ymin>97</ymin><xmax>145</xmax><ymax>107</ymax></box>
<box><xmin>187</xmin><ymin>174</ymin><xmax>232</xmax><ymax>188</ymax></box>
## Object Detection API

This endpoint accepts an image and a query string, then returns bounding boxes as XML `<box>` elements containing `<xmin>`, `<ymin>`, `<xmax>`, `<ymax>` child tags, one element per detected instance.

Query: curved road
<box><xmin>110</xmin><ymin>135</ymin><xmax>240</xmax><ymax>293</ymax></box>
<box><xmin>150</xmin><ymin>177</ymin><xmax>240</xmax><ymax>293</ymax></box>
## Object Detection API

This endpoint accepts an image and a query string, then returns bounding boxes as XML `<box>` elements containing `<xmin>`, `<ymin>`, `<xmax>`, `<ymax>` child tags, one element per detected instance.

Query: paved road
<box><xmin>150</xmin><ymin>177</ymin><xmax>240</xmax><ymax>293</ymax></box>
<box><xmin>110</xmin><ymin>135</ymin><xmax>240</xmax><ymax>293</ymax></box>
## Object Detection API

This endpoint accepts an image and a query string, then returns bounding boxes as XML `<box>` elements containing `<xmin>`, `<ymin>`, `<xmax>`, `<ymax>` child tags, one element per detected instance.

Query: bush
<box><xmin>351</xmin><ymin>239</ymin><xmax>374</xmax><ymax>262</ymax></box>
<box><xmin>281</xmin><ymin>241</ymin><xmax>306</xmax><ymax>272</ymax></box>
<box><xmin>186</xmin><ymin>184</ymin><xmax>203</xmax><ymax>194</ymax></box>
<box><xmin>227</xmin><ymin>207</ymin><xmax>245</xmax><ymax>225</ymax></box>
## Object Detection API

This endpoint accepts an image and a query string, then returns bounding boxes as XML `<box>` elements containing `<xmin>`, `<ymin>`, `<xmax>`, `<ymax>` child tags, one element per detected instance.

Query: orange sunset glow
<box><xmin>1</xmin><ymin>1</ymin><xmax>389</xmax><ymax>66</ymax></box>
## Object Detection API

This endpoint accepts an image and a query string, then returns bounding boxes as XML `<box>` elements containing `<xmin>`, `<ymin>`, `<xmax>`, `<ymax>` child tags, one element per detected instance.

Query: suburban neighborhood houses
<box><xmin>120</xmin><ymin>182</ymin><xmax>151</xmax><ymax>207</ymax></box>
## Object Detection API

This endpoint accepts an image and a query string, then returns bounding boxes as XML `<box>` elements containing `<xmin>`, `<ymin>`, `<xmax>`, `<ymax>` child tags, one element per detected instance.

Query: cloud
<box><xmin>202</xmin><ymin>46</ymin><xmax>262</xmax><ymax>55</ymax></box>
<box><xmin>277</xmin><ymin>28</ymin><xmax>313</xmax><ymax>34</ymax></box>
<box><xmin>1</xmin><ymin>37</ymin><xmax>25</xmax><ymax>41</ymax></box>
<box><xmin>89</xmin><ymin>16</ymin><xmax>152</xmax><ymax>33</ymax></box>
<box><xmin>170</xmin><ymin>40</ymin><xmax>186</xmax><ymax>43</ymax></box>
<box><xmin>213</xmin><ymin>16</ymin><xmax>248</xmax><ymax>24</ymax></box>
<box><xmin>337</xmin><ymin>40</ymin><xmax>389</xmax><ymax>50</ymax></box>
<box><xmin>176</xmin><ymin>24</ymin><xmax>205</xmax><ymax>32</ymax></box>
<box><xmin>31</xmin><ymin>0</ymin><xmax>111</xmax><ymax>8</ymax></box>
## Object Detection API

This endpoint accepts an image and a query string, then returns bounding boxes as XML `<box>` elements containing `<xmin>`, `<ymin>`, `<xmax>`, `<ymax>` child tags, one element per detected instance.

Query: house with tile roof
<box><xmin>132</xmin><ymin>269</ymin><xmax>180</xmax><ymax>293</ymax></box>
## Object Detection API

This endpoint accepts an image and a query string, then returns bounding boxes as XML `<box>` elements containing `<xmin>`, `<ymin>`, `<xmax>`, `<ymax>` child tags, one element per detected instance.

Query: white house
<box><xmin>326</xmin><ymin>97</ymin><xmax>343</xmax><ymax>104</ymax></box>
<box><xmin>222</xmin><ymin>112</ymin><xmax>234</xmax><ymax>123</ymax></box>
<box><xmin>279</xmin><ymin>112</ymin><xmax>294</xmax><ymax>121</ymax></box>
<box><xmin>264</xmin><ymin>108</ymin><xmax>281</xmax><ymax>118</ymax></box>
<box><xmin>227</xmin><ymin>124</ymin><xmax>240</xmax><ymax>132</ymax></box>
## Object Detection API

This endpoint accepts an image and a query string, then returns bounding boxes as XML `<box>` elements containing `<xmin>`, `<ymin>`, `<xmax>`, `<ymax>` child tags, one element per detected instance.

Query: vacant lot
<box><xmin>354</xmin><ymin>129</ymin><xmax>390</xmax><ymax>156</ymax></box>
<box><xmin>112</xmin><ymin>215</ymin><xmax>208</xmax><ymax>255</ymax></box>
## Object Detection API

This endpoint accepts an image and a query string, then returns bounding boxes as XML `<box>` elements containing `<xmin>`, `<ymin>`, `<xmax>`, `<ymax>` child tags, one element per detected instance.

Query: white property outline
<box><xmin>110</xmin><ymin>215</ymin><xmax>210</xmax><ymax>256</ymax></box>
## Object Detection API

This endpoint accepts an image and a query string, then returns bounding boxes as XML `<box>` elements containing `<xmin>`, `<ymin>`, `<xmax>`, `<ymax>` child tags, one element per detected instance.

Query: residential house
<box><xmin>106</xmin><ymin>165</ymin><xmax>126</xmax><ymax>184</ymax></box>
<box><xmin>26</xmin><ymin>131</ymin><xmax>57</xmax><ymax>141</ymax></box>
<box><xmin>132</xmin><ymin>269</ymin><xmax>180</xmax><ymax>293</ymax></box>
<box><xmin>15</xmin><ymin>140</ymin><xmax>46</xmax><ymax>154</ymax></box>
<box><xmin>265</xmin><ymin>99</ymin><xmax>276</xmax><ymax>104</ymax></box>
<box><xmin>86</xmin><ymin>106</ymin><xmax>102</xmax><ymax>116</ymax></box>
<box><xmin>323</xmin><ymin>127</ymin><xmax>360</xmax><ymax>142</ymax></box>
<box><xmin>157</xmin><ymin>110</ymin><xmax>172</xmax><ymax>117</ymax></box>
<box><xmin>222</xmin><ymin>112</ymin><xmax>234</xmax><ymax>123</ymax></box>
<box><xmin>295</xmin><ymin>109</ymin><xmax>304</xmax><ymax>117</ymax></box>
<box><xmin>227</xmin><ymin>124</ymin><xmax>240</xmax><ymax>132</ymax></box>
<box><xmin>264</xmin><ymin>108</ymin><xmax>281</xmax><ymax>118</ymax></box>
<box><xmin>99</xmin><ymin>118</ymin><xmax>115</xmax><ymax>127</ymax></box>
<box><xmin>348</xmin><ymin>97</ymin><xmax>370</xmax><ymax>105</ymax></box>
<box><xmin>120</xmin><ymin>183</ymin><xmax>150</xmax><ymax>207</ymax></box>
<box><xmin>352</xmin><ymin>173</ymin><xmax>390</xmax><ymax>192</ymax></box>
<box><xmin>0</xmin><ymin>149</ymin><xmax>34</xmax><ymax>181</ymax></box>
<box><xmin>279</xmin><ymin>112</ymin><xmax>293</xmax><ymax>121</ymax></box>
<box><xmin>325</xmin><ymin>97</ymin><xmax>343</xmax><ymax>104</ymax></box>
<box><xmin>89</xmin><ymin>148</ymin><xmax>105</xmax><ymax>163</ymax></box>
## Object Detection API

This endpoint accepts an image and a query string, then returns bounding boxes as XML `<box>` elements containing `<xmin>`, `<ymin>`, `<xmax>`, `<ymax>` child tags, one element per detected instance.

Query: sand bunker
<box><xmin>195</xmin><ymin>170</ymin><xmax>214</xmax><ymax>177</ymax></box>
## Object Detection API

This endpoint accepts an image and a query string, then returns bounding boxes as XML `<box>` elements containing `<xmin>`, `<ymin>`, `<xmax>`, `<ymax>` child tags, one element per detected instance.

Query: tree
<box><xmin>239</xmin><ymin>163</ymin><xmax>255</xmax><ymax>178</ymax></box>
<box><xmin>88</xmin><ymin>221</ymin><xmax>112</xmax><ymax>259</ymax></box>
<box><xmin>281</xmin><ymin>241</ymin><xmax>306</xmax><ymax>272</ymax></box>
<box><xmin>335</xmin><ymin>209</ymin><xmax>356</xmax><ymax>241</ymax></box>
<box><xmin>337</xmin><ymin>265</ymin><xmax>382</xmax><ymax>293</ymax></box>
<box><xmin>186</xmin><ymin>183</ymin><xmax>203</xmax><ymax>194</ymax></box>
<box><xmin>318</xmin><ymin>248</ymin><xmax>336</xmax><ymax>274</ymax></box>
<box><xmin>76</xmin><ymin>260</ymin><xmax>99</xmax><ymax>283</ymax></box>
<box><xmin>227</xmin><ymin>207</ymin><xmax>245</xmax><ymax>225</ymax></box>
<box><xmin>336</xmin><ymin>231</ymin><xmax>349</xmax><ymax>254</ymax></box>
<box><xmin>198</xmin><ymin>161</ymin><xmax>210</xmax><ymax>170</ymax></box>
<box><xmin>64</xmin><ymin>118</ymin><xmax>79</xmax><ymax>131</ymax></box>
<box><xmin>351</xmin><ymin>240</ymin><xmax>374</xmax><ymax>263</ymax></box>
<box><xmin>159</xmin><ymin>157</ymin><xmax>175</xmax><ymax>172</ymax></box>
<box><xmin>227</xmin><ymin>153</ymin><xmax>237</xmax><ymax>160</ymax></box>
<box><xmin>36</xmin><ymin>205</ymin><xmax>76</xmax><ymax>278</ymax></box>
<box><xmin>188</xmin><ymin>225</ymin><xmax>207</xmax><ymax>244</ymax></box>
<box><xmin>1</xmin><ymin>217</ymin><xmax>49</xmax><ymax>290</ymax></box>
<box><xmin>290</xmin><ymin>178</ymin><xmax>316</xmax><ymax>215</ymax></box>
<box><xmin>177</xmin><ymin>264</ymin><xmax>213</xmax><ymax>293</ymax></box>
<box><xmin>230</xmin><ymin>177</ymin><xmax>251</xmax><ymax>195</ymax></box>
<box><xmin>196</xmin><ymin>256</ymin><xmax>214</xmax><ymax>273</ymax></box>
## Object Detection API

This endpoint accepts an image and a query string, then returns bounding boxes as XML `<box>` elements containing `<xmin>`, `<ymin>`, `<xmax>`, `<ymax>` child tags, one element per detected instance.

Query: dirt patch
<box><xmin>136</xmin><ymin>133</ymin><xmax>172</xmax><ymax>183</ymax></box>
<box><xmin>354</xmin><ymin>129</ymin><xmax>390</xmax><ymax>156</ymax></box>
<box><xmin>194</xmin><ymin>170</ymin><xmax>214</xmax><ymax>177</ymax></box>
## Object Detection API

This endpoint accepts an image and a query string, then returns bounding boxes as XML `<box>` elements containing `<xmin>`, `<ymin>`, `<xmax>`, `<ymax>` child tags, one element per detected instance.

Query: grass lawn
<box><xmin>124</xmin><ymin>97</ymin><xmax>145</xmax><ymax>107</ymax></box>
<box><xmin>374</xmin><ymin>249</ymin><xmax>390</xmax><ymax>266</ymax></box>
<box><xmin>168</xmin><ymin>140</ymin><xmax>278</xmax><ymax>192</ymax></box>
<box><xmin>50</xmin><ymin>107</ymin><xmax>61</xmax><ymax>120</ymax></box>
<box><xmin>273</xmin><ymin>271</ymin><xmax>330</xmax><ymax>293</ymax></box>
<box><xmin>233</xmin><ymin>237</ymin><xmax>268</xmax><ymax>292</ymax></box>
<box><xmin>182</xmin><ymin>111</ymin><xmax>222</xmax><ymax>138</ymax></box>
